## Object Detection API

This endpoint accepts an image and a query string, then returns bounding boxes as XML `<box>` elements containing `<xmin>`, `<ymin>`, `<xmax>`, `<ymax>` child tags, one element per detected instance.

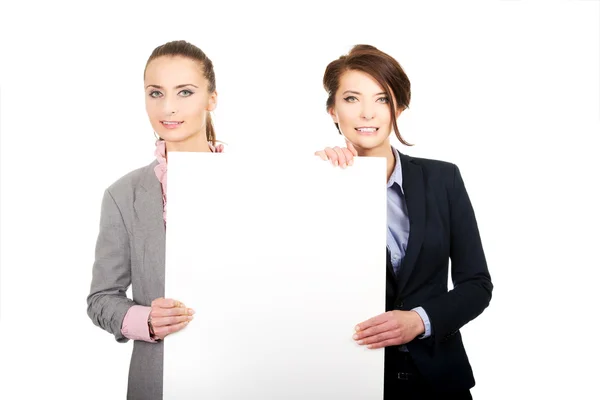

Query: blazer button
<box><xmin>397</xmin><ymin>301</ymin><xmax>404</xmax><ymax>308</ymax></box>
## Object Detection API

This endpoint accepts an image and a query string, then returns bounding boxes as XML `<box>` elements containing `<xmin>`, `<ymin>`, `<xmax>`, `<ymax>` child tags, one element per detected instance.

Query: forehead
<box><xmin>144</xmin><ymin>56</ymin><xmax>206</xmax><ymax>86</ymax></box>
<box><xmin>338</xmin><ymin>70</ymin><xmax>384</xmax><ymax>94</ymax></box>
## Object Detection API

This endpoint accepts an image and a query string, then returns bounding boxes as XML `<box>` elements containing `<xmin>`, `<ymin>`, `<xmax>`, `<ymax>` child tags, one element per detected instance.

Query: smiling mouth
<box><xmin>160</xmin><ymin>121</ymin><xmax>183</xmax><ymax>128</ymax></box>
<box><xmin>355</xmin><ymin>127</ymin><xmax>378</xmax><ymax>133</ymax></box>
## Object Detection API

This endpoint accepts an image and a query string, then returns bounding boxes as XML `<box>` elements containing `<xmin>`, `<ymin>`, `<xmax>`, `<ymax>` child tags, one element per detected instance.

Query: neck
<box><xmin>355</xmin><ymin>140</ymin><xmax>396</xmax><ymax>182</ymax></box>
<box><xmin>165</xmin><ymin>133</ymin><xmax>211</xmax><ymax>155</ymax></box>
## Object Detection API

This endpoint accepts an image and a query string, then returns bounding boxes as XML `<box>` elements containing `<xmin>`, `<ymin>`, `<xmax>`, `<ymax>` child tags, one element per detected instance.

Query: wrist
<box><xmin>410</xmin><ymin>310</ymin><xmax>425</xmax><ymax>336</ymax></box>
<box><xmin>148</xmin><ymin>314</ymin><xmax>159</xmax><ymax>341</ymax></box>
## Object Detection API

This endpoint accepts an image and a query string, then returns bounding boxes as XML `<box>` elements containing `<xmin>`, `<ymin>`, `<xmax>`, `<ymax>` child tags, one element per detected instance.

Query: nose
<box><xmin>162</xmin><ymin>96</ymin><xmax>177</xmax><ymax>116</ymax></box>
<box><xmin>360</xmin><ymin>103</ymin><xmax>375</xmax><ymax>120</ymax></box>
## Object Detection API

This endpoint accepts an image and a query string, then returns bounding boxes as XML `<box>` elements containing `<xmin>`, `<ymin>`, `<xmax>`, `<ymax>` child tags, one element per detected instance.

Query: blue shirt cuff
<box><xmin>412</xmin><ymin>306</ymin><xmax>432</xmax><ymax>339</ymax></box>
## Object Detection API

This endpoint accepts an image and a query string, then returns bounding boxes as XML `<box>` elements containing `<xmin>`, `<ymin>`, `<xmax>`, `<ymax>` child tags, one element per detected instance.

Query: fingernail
<box><xmin>358</xmin><ymin>340</ymin><xmax>364</xmax><ymax>345</ymax></box>
<box><xmin>355</xmin><ymin>326</ymin><xmax>360</xmax><ymax>332</ymax></box>
<box><xmin>188</xmin><ymin>309</ymin><xmax>195</xmax><ymax>315</ymax></box>
<box><xmin>367</xmin><ymin>344</ymin><xmax>373</xmax><ymax>349</ymax></box>
<box><xmin>349</xmin><ymin>159</ymin><xmax>354</xmax><ymax>166</ymax></box>
<box><xmin>334</xmin><ymin>160</ymin><xmax>338</xmax><ymax>167</ymax></box>
<box><xmin>188</xmin><ymin>315</ymin><xmax>194</xmax><ymax>321</ymax></box>
<box><xmin>352</xmin><ymin>334</ymin><xmax>358</xmax><ymax>340</ymax></box>
<box><xmin>341</xmin><ymin>163</ymin><xmax>347</xmax><ymax>169</ymax></box>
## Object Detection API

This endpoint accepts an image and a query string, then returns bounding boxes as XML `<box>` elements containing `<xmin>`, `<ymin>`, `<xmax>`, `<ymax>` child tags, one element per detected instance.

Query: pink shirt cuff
<box><xmin>121</xmin><ymin>305</ymin><xmax>156</xmax><ymax>342</ymax></box>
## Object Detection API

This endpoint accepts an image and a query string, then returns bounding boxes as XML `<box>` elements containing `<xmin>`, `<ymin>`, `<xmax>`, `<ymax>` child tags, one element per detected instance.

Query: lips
<box><xmin>355</xmin><ymin>127</ymin><xmax>378</xmax><ymax>135</ymax></box>
<box><xmin>161</xmin><ymin>121</ymin><xmax>184</xmax><ymax>129</ymax></box>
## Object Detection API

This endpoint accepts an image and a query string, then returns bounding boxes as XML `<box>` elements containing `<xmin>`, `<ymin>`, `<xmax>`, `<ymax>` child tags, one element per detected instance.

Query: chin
<box><xmin>347</xmin><ymin>135</ymin><xmax>387</xmax><ymax>151</ymax></box>
<box><xmin>157</xmin><ymin>130</ymin><xmax>194</xmax><ymax>143</ymax></box>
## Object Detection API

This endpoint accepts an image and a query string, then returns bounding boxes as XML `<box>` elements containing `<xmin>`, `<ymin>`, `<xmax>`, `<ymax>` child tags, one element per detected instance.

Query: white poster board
<box><xmin>163</xmin><ymin>153</ymin><xmax>387</xmax><ymax>399</ymax></box>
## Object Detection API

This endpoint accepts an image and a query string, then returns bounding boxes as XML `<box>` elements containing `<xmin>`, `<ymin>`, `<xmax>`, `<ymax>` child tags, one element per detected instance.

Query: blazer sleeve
<box><xmin>419</xmin><ymin>164</ymin><xmax>493</xmax><ymax>344</ymax></box>
<box><xmin>86</xmin><ymin>188</ymin><xmax>136</xmax><ymax>343</ymax></box>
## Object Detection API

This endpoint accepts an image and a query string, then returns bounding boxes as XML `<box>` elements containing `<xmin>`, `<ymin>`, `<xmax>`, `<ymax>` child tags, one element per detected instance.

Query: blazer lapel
<box><xmin>396</xmin><ymin>153</ymin><xmax>426</xmax><ymax>295</ymax></box>
<box><xmin>133</xmin><ymin>161</ymin><xmax>166</xmax><ymax>299</ymax></box>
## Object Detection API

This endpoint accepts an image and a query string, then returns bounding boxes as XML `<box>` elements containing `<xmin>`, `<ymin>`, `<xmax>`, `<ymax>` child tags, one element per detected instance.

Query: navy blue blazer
<box><xmin>385</xmin><ymin>152</ymin><xmax>493</xmax><ymax>391</ymax></box>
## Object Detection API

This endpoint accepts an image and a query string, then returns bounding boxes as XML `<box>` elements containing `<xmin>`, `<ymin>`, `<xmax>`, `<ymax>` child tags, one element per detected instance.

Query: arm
<box><xmin>412</xmin><ymin>306</ymin><xmax>432</xmax><ymax>338</ymax></box>
<box><xmin>419</xmin><ymin>165</ymin><xmax>493</xmax><ymax>344</ymax></box>
<box><xmin>86</xmin><ymin>188</ymin><xmax>138</xmax><ymax>343</ymax></box>
<box><xmin>121</xmin><ymin>305</ymin><xmax>156</xmax><ymax>342</ymax></box>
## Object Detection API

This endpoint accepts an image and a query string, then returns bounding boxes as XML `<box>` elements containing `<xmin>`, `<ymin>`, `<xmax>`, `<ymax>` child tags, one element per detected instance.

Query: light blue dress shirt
<box><xmin>387</xmin><ymin>148</ymin><xmax>432</xmax><ymax>342</ymax></box>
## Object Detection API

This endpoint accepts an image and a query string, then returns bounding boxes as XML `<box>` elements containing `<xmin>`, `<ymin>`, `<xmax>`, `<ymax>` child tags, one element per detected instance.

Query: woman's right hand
<box><xmin>314</xmin><ymin>139</ymin><xmax>358</xmax><ymax>168</ymax></box>
<box><xmin>149</xmin><ymin>297</ymin><xmax>195</xmax><ymax>340</ymax></box>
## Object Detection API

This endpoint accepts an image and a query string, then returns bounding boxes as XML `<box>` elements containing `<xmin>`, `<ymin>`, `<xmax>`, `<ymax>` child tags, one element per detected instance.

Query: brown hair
<box><xmin>323</xmin><ymin>44</ymin><xmax>412</xmax><ymax>146</ymax></box>
<box><xmin>145</xmin><ymin>40</ymin><xmax>217</xmax><ymax>145</ymax></box>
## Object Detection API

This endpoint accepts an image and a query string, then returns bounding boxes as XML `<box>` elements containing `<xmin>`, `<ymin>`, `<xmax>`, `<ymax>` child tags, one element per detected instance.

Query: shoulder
<box><xmin>405</xmin><ymin>154</ymin><xmax>456</xmax><ymax>171</ymax></box>
<box><xmin>400</xmin><ymin>152</ymin><xmax>459</xmax><ymax>184</ymax></box>
<box><xmin>104</xmin><ymin>160</ymin><xmax>158</xmax><ymax>202</ymax></box>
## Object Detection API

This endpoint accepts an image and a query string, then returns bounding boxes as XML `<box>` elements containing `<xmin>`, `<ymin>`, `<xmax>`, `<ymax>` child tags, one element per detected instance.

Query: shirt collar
<box><xmin>386</xmin><ymin>147</ymin><xmax>404</xmax><ymax>193</ymax></box>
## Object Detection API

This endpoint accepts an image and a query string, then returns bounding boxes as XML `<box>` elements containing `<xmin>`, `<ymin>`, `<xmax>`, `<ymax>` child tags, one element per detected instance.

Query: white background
<box><xmin>0</xmin><ymin>0</ymin><xmax>598</xmax><ymax>398</ymax></box>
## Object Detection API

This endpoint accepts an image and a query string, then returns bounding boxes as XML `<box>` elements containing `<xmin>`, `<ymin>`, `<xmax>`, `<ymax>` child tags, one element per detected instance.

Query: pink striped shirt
<box><xmin>120</xmin><ymin>140</ymin><xmax>224</xmax><ymax>342</ymax></box>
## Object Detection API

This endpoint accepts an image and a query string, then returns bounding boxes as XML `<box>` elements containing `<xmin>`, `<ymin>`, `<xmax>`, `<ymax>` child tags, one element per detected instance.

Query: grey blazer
<box><xmin>87</xmin><ymin>160</ymin><xmax>165</xmax><ymax>400</ymax></box>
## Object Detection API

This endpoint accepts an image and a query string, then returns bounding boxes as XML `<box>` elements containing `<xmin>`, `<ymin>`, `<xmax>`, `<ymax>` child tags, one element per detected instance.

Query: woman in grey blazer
<box><xmin>87</xmin><ymin>40</ymin><xmax>224</xmax><ymax>400</ymax></box>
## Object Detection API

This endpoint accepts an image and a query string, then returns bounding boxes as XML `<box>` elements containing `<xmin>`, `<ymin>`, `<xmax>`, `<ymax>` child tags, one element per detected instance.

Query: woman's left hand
<box><xmin>353</xmin><ymin>310</ymin><xmax>425</xmax><ymax>349</ymax></box>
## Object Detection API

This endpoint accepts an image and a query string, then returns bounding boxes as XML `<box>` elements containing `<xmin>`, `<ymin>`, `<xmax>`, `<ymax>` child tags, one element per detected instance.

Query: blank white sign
<box><xmin>163</xmin><ymin>153</ymin><xmax>387</xmax><ymax>399</ymax></box>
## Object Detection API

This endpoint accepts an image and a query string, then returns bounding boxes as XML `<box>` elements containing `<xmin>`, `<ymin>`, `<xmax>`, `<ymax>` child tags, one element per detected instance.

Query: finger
<box><xmin>314</xmin><ymin>150</ymin><xmax>328</xmax><ymax>161</ymax></box>
<box><xmin>152</xmin><ymin>307</ymin><xmax>194</xmax><ymax>318</ymax></box>
<box><xmin>345</xmin><ymin>139</ymin><xmax>358</xmax><ymax>156</ymax></box>
<box><xmin>333</xmin><ymin>146</ymin><xmax>348</xmax><ymax>168</ymax></box>
<box><xmin>151</xmin><ymin>297</ymin><xmax>165</xmax><ymax>307</ymax></box>
<box><xmin>151</xmin><ymin>298</ymin><xmax>182</xmax><ymax>308</ymax></box>
<box><xmin>153</xmin><ymin>307</ymin><xmax>194</xmax><ymax>317</ymax></box>
<box><xmin>155</xmin><ymin>320</ymin><xmax>190</xmax><ymax>340</ymax></box>
<box><xmin>324</xmin><ymin>148</ymin><xmax>338</xmax><ymax>166</ymax></box>
<box><xmin>354</xmin><ymin>320</ymin><xmax>395</xmax><ymax>341</ymax></box>
<box><xmin>151</xmin><ymin>297</ymin><xmax>185</xmax><ymax>308</ymax></box>
<box><xmin>152</xmin><ymin>314</ymin><xmax>194</xmax><ymax>328</ymax></box>
<box><xmin>357</xmin><ymin>327</ymin><xmax>401</xmax><ymax>345</ymax></box>
<box><xmin>356</xmin><ymin>312</ymin><xmax>392</xmax><ymax>332</ymax></box>
<box><xmin>367</xmin><ymin>335</ymin><xmax>406</xmax><ymax>349</ymax></box>
<box><xmin>342</xmin><ymin>148</ymin><xmax>355</xmax><ymax>166</ymax></box>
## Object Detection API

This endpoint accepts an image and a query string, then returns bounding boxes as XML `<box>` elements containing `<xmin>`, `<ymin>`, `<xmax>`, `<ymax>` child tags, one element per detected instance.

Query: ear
<box><xmin>207</xmin><ymin>91</ymin><xmax>218</xmax><ymax>111</ymax></box>
<box><xmin>328</xmin><ymin>106</ymin><xmax>338</xmax><ymax>123</ymax></box>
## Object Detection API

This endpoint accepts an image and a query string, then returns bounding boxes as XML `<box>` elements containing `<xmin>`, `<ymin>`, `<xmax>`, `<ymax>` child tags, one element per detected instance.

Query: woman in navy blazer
<box><xmin>316</xmin><ymin>44</ymin><xmax>493</xmax><ymax>399</ymax></box>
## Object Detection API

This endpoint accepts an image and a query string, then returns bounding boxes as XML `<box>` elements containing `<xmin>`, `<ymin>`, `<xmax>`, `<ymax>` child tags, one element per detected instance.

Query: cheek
<box><xmin>184</xmin><ymin>98</ymin><xmax>207</xmax><ymax>117</ymax></box>
<box><xmin>337</xmin><ymin>108</ymin><xmax>355</xmax><ymax>127</ymax></box>
<box><xmin>188</xmin><ymin>109</ymin><xmax>206</xmax><ymax>123</ymax></box>
<box><xmin>380</xmin><ymin>106</ymin><xmax>393</xmax><ymax>124</ymax></box>
<box><xmin>145</xmin><ymin>100</ymin><xmax>159</xmax><ymax>117</ymax></box>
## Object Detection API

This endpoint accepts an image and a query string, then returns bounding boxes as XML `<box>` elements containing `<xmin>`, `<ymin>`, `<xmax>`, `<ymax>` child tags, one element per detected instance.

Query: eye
<box><xmin>179</xmin><ymin>89</ymin><xmax>194</xmax><ymax>97</ymax></box>
<box><xmin>377</xmin><ymin>97</ymin><xmax>389</xmax><ymax>103</ymax></box>
<box><xmin>343</xmin><ymin>96</ymin><xmax>358</xmax><ymax>103</ymax></box>
<box><xmin>149</xmin><ymin>90</ymin><xmax>162</xmax><ymax>98</ymax></box>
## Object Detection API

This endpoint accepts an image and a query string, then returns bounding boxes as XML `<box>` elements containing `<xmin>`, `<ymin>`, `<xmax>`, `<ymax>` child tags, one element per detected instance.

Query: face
<box><xmin>328</xmin><ymin>70</ymin><xmax>402</xmax><ymax>152</ymax></box>
<box><xmin>144</xmin><ymin>56</ymin><xmax>217</xmax><ymax>146</ymax></box>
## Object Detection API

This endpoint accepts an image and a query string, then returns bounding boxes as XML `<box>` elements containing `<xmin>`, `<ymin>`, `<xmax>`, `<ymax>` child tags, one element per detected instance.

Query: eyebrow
<box><xmin>145</xmin><ymin>84</ymin><xmax>199</xmax><ymax>90</ymax></box>
<box><xmin>342</xmin><ymin>90</ymin><xmax>387</xmax><ymax>96</ymax></box>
